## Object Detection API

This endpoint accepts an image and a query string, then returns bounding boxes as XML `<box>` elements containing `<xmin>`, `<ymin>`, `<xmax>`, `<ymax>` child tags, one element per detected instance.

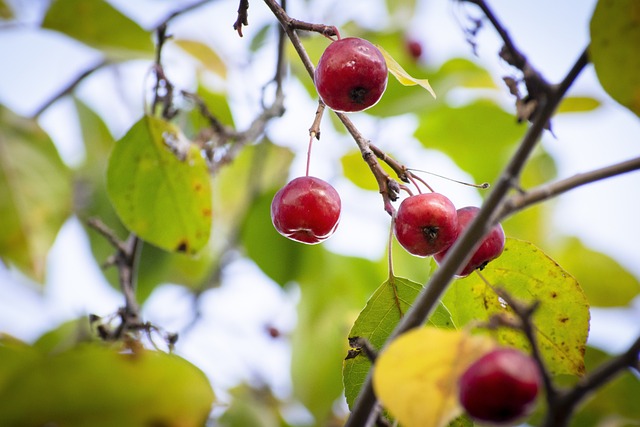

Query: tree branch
<box><xmin>345</xmin><ymin>45</ymin><xmax>590</xmax><ymax>427</ymax></box>
<box><xmin>233</xmin><ymin>0</ymin><xmax>250</xmax><ymax>37</ymax></box>
<box><xmin>542</xmin><ymin>334</ymin><xmax>640</xmax><ymax>427</ymax></box>
<box><xmin>499</xmin><ymin>156</ymin><xmax>640</xmax><ymax>220</ymax></box>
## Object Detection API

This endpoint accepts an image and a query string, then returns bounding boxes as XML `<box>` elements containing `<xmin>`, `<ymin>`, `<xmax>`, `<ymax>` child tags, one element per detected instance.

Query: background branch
<box><xmin>499</xmin><ymin>156</ymin><xmax>640</xmax><ymax>220</ymax></box>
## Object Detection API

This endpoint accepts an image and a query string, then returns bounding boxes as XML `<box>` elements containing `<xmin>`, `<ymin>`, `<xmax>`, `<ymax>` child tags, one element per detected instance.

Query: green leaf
<box><xmin>551</xmin><ymin>237</ymin><xmax>639</xmax><ymax>307</ymax></box>
<box><xmin>42</xmin><ymin>0</ymin><xmax>154</xmax><ymax>60</ymax></box>
<box><xmin>249</xmin><ymin>23</ymin><xmax>273</xmax><ymax>53</ymax></box>
<box><xmin>174</xmin><ymin>39</ymin><xmax>227</xmax><ymax>78</ymax></box>
<box><xmin>590</xmin><ymin>0</ymin><xmax>640</xmax><ymax>116</ymax></box>
<box><xmin>568</xmin><ymin>346</ymin><xmax>640</xmax><ymax>427</ymax></box>
<box><xmin>291</xmin><ymin>249</ymin><xmax>386</xmax><ymax>424</ymax></box>
<box><xmin>218</xmin><ymin>384</ymin><xmax>283</xmax><ymax>427</ymax></box>
<box><xmin>107</xmin><ymin>115</ymin><xmax>212</xmax><ymax>254</ymax></box>
<box><xmin>378</xmin><ymin>45</ymin><xmax>436</xmax><ymax>98</ymax></box>
<box><xmin>0</xmin><ymin>106</ymin><xmax>72</xmax><ymax>282</ymax></box>
<box><xmin>442</xmin><ymin>238</ymin><xmax>590</xmax><ymax>376</ymax></box>
<box><xmin>557</xmin><ymin>96</ymin><xmax>601</xmax><ymax>114</ymax></box>
<box><xmin>0</xmin><ymin>342</ymin><xmax>214</xmax><ymax>427</ymax></box>
<box><xmin>340</xmin><ymin>149</ymin><xmax>396</xmax><ymax>192</ymax></box>
<box><xmin>241</xmin><ymin>189</ymin><xmax>307</xmax><ymax>286</ymax></box>
<box><xmin>343</xmin><ymin>275</ymin><xmax>455</xmax><ymax>410</ymax></box>
<box><xmin>414</xmin><ymin>101</ymin><xmax>526</xmax><ymax>184</ymax></box>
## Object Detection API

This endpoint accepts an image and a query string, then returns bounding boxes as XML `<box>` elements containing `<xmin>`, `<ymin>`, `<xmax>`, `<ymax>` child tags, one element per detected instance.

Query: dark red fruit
<box><xmin>314</xmin><ymin>37</ymin><xmax>388</xmax><ymax>113</ymax></box>
<box><xmin>271</xmin><ymin>176</ymin><xmax>341</xmax><ymax>245</ymax></box>
<box><xmin>406</xmin><ymin>39</ymin><xmax>423</xmax><ymax>60</ymax></box>
<box><xmin>394</xmin><ymin>193</ymin><xmax>459</xmax><ymax>257</ymax></box>
<box><xmin>434</xmin><ymin>206</ymin><xmax>505</xmax><ymax>277</ymax></box>
<box><xmin>459</xmin><ymin>348</ymin><xmax>541</xmax><ymax>425</ymax></box>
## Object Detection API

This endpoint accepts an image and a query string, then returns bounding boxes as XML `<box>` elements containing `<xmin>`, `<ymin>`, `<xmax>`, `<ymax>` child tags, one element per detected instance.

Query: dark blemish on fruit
<box><xmin>349</xmin><ymin>87</ymin><xmax>368</xmax><ymax>104</ymax></box>
<box><xmin>202</xmin><ymin>208</ymin><xmax>212</xmax><ymax>217</ymax></box>
<box><xmin>559</xmin><ymin>317</ymin><xmax>569</xmax><ymax>323</ymax></box>
<box><xmin>193</xmin><ymin>182</ymin><xmax>203</xmax><ymax>192</ymax></box>
<box><xmin>175</xmin><ymin>240</ymin><xmax>189</xmax><ymax>252</ymax></box>
<box><xmin>422</xmin><ymin>226</ymin><xmax>439</xmax><ymax>242</ymax></box>
<box><xmin>551</xmin><ymin>291</ymin><xmax>558</xmax><ymax>298</ymax></box>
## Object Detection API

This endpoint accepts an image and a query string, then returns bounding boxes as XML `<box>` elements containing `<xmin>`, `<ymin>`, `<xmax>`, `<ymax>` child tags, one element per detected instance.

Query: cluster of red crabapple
<box><xmin>269</xmin><ymin>35</ymin><xmax>541</xmax><ymax>424</ymax></box>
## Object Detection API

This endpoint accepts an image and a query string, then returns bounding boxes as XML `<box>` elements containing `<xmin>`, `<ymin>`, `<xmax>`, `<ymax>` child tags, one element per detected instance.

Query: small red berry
<box><xmin>271</xmin><ymin>176</ymin><xmax>341</xmax><ymax>244</ymax></box>
<box><xmin>434</xmin><ymin>206</ymin><xmax>505</xmax><ymax>277</ymax></box>
<box><xmin>314</xmin><ymin>37</ymin><xmax>388</xmax><ymax>113</ymax></box>
<box><xmin>406</xmin><ymin>39</ymin><xmax>423</xmax><ymax>60</ymax></box>
<box><xmin>459</xmin><ymin>348</ymin><xmax>541</xmax><ymax>425</ymax></box>
<box><xmin>394</xmin><ymin>193</ymin><xmax>459</xmax><ymax>257</ymax></box>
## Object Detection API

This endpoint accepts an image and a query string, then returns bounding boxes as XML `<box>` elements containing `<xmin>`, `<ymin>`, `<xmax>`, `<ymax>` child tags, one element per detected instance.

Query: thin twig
<box><xmin>157</xmin><ymin>0</ymin><xmax>215</xmax><ymax>29</ymax></box>
<box><xmin>233</xmin><ymin>0</ymin><xmax>250</xmax><ymax>37</ymax></box>
<box><xmin>542</xmin><ymin>334</ymin><xmax>640</xmax><ymax>427</ymax></box>
<box><xmin>33</xmin><ymin>59</ymin><xmax>109</xmax><ymax>118</ymax></box>
<box><xmin>263</xmin><ymin>0</ymin><xmax>400</xmax><ymax>214</ymax></box>
<box><xmin>499</xmin><ymin>156</ymin><xmax>640</xmax><ymax>221</ymax></box>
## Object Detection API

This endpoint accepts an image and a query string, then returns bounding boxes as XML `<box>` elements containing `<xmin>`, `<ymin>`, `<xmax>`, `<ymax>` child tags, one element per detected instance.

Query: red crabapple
<box><xmin>434</xmin><ymin>206</ymin><xmax>505</xmax><ymax>277</ymax></box>
<box><xmin>394</xmin><ymin>193</ymin><xmax>459</xmax><ymax>257</ymax></box>
<box><xmin>314</xmin><ymin>37</ymin><xmax>388</xmax><ymax>113</ymax></box>
<box><xmin>459</xmin><ymin>348</ymin><xmax>541</xmax><ymax>425</ymax></box>
<box><xmin>271</xmin><ymin>176</ymin><xmax>341</xmax><ymax>244</ymax></box>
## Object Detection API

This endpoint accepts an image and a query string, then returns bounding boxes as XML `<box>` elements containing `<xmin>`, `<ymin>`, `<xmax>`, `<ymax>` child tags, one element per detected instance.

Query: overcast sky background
<box><xmin>1</xmin><ymin>0</ymin><xmax>639</xmax><ymax>411</ymax></box>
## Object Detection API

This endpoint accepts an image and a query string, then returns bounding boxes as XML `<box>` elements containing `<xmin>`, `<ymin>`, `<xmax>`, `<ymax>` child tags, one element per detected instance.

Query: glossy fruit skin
<box><xmin>271</xmin><ymin>176</ymin><xmax>341</xmax><ymax>245</ymax></box>
<box><xmin>459</xmin><ymin>348</ymin><xmax>541</xmax><ymax>424</ymax></box>
<box><xmin>394</xmin><ymin>193</ymin><xmax>459</xmax><ymax>257</ymax></box>
<box><xmin>314</xmin><ymin>37</ymin><xmax>388</xmax><ymax>113</ymax></box>
<box><xmin>434</xmin><ymin>206</ymin><xmax>505</xmax><ymax>277</ymax></box>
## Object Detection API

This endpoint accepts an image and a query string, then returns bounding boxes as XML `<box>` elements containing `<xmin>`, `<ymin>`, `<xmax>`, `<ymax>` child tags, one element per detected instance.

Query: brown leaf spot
<box><xmin>175</xmin><ymin>240</ymin><xmax>189</xmax><ymax>253</ymax></box>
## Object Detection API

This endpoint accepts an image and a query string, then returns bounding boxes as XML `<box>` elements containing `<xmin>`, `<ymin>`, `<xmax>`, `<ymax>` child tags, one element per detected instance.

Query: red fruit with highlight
<box><xmin>394</xmin><ymin>193</ymin><xmax>459</xmax><ymax>257</ymax></box>
<box><xmin>459</xmin><ymin>348</ymin><xmax>541</xmax><ymax>425</ymax></box>
<box><xmin>271</xmin><ymin>176</ymin><xmax>341</xmax><ymax>245</ymax></box>
<box><xmin>314</xmin><ymin>37</ymin><xmax>388</xmax><ymax>113</ymax></box>
<box><xmin>434</xmin><ymin>206</ymin><xmax>505</xmax><ymax>277</ymax></box>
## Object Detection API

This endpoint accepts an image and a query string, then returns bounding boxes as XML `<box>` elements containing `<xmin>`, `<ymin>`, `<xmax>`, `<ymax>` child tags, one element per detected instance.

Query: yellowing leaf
<box><xmin>0</xmin><ymin>107</ymin><xmax>72</xmax><ymax>282</ymax></box>
<box><xmin>442</xmin><ymin>238</ymin><xmax>590</xmax><ymax>376</ymax></box>
<box><xmin>0</xmin><ymin>342</ymin><xmax>214</xmax><ymax>427</ymax></box>
<box><xmin>174</xmin><ymin>39</ymin><xmax>227</xmax><ymax>78</ymax></box>
<box><xmin>373</xmin><ymin>328</ymin><xmax>495</xmax><ymax>427</ymax></box>
<box><xmin>378</xmin><ymin>45</ymin><xmax>436</xmax><ymax>99</ymax></box>
<box><xmin>107</xmin><ymin>115</ymin><xmax>212</xmax><ymax>254</ymax></box>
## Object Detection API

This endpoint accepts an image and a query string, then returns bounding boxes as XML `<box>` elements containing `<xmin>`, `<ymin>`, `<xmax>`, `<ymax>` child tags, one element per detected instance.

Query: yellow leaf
<box><xmin>373</xmin><ymin>327</ymin><xmax>495</xmax><ymax>427</ymax></box>
<box><xmin>175</xmin><ymin>39</ymin><xmax>227</xmax><ymax>78</ymax></box>
<box><xmin>377</xmin><ymin>45</ymin><xmax>436</xmax><ymax>99</ymax></box>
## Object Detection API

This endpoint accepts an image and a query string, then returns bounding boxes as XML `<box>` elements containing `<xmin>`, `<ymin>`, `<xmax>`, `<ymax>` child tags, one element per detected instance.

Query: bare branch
<box><xmin>33</xmin><ymin>59</ymin><xmax>109</xmax><ymax>118</ymax></box>
<box><xmin>233</xmin><ymin>0</ymin><xmax>249</xmax><ymax>37</ymax></box>
<box><xmin>499</xmin><ymin>156</ymin><xmax>640</xmax><ymax>220</ymax></box>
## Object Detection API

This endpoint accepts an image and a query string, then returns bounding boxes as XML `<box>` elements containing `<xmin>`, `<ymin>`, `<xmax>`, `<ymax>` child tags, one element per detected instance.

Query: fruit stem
<box><xmin>407</xmin><ymin>168</ymin><xmax>490</xmax><ymax>189</ymax></box>
<box><xmin>407</xmin><ymin>172</ymin><xmax>433</xmax><ymax>193</ymax></box>
<box><xmin>305</xmin><ymin>133</ymin><xmax>314</xmax><ymax>176</ymax></box>
<box><xmin>387</xmin><ymin>217</ymin><xmax>395</xmax><ymax>278</ymax></box>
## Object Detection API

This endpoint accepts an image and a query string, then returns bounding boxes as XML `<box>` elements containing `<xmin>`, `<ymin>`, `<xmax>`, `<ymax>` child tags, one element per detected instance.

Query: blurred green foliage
<box><xmin>0</xmin><ymin>0</ymin><xmax>638</xmax><ymax>426</ymax></box>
